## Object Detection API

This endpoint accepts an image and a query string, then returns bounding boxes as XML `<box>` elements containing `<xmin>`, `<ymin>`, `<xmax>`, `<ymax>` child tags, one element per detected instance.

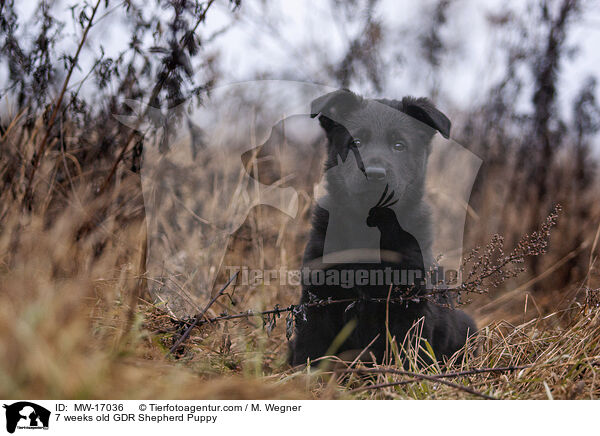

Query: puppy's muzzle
<box><xmin>365</xmin><ymin>166</ymin><xmax>386</xmax><ymax>182</ymax></box>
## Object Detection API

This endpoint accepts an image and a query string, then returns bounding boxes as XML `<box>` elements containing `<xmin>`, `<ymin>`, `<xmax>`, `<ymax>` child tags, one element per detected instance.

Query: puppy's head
<box><xmin>311</xmin><ymin>89</ymin><xmax>450</xmax><ymax>210</ymax></box>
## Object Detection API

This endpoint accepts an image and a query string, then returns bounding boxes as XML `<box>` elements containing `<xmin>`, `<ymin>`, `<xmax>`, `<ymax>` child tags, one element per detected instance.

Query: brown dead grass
<box><xmin>1</xmin><ymin>113</ymin><xmax>599</xmax><ymax>400</ymax></box>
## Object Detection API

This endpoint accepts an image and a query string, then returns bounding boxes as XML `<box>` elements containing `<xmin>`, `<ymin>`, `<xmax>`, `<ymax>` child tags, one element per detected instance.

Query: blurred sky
<box><xmin>205</xmin><ymin>0</ymin><xmax>600</xmax><ymax>120</ymax></box>
<box><xmin>6</xmin><ymin>0</ymin><xmax>600</xmax><ymax>123</ymax></box>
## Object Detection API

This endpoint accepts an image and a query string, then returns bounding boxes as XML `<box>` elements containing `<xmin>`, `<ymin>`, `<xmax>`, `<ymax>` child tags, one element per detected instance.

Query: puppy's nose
<box><xmin>365</xmin><ymin>166</ymin><xmax>386</xmax><ymax>181</ymax></box>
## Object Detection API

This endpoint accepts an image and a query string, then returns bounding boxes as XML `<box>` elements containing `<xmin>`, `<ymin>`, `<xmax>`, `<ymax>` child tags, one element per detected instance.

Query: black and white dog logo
<box><xmin>3</xmin><ymin>402</ymin><xmax>50</xmax><ymax>433</ymax></box>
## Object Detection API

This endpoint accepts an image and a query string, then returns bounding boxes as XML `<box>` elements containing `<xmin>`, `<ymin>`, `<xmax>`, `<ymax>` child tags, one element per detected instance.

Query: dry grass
<box><xmin>1</xmin><ymin>109</ymin><xmax>600</xmax><ymax>401</ymax></box>
<box><xmin>2</xmin><ymin>0</ymin><xmax>599</xmax><ymax>401</ymax></box>
<box><xmin>1</xmin><ymin>205</ymin><xmax>599</xmax><ymax>400</ymax></box>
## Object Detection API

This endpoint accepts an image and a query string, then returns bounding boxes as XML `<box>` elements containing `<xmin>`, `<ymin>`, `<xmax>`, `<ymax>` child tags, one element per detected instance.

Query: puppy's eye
<box><xmin>350</xmin><ymin>138</ymin><xmax>362</xmax><ymax>148</ymax></box>
<box><xmin>392</xmin><ymin>142</ymin><xmax>407</xmax><ymax>152</ymax></box>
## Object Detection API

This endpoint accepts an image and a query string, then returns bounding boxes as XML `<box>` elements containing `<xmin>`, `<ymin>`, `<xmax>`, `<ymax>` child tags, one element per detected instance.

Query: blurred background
<box><xmin>1</xmin><ymin>0</ymin><xmax>600</xmax><ymax>398</ymax></box>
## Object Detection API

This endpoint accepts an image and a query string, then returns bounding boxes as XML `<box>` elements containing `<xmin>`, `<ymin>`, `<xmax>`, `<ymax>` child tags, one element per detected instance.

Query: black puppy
<box><xmin>289</xmin><ymin>90</ymin><xmax>476</xmax><ymax>366</ymax></box>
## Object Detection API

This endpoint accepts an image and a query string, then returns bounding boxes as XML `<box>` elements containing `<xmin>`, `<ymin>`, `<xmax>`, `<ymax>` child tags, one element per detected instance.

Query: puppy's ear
<box><xmin>310</xmin><ymin>89</ymin><xmax>362</xmax><ymax>131</ymax></box>
<box><xmin>401</xmin><ymin>97</ymin><xmax>451</xmax><ymax>139</ymax></box>
<box><xmin>241</xmin><ymin>121</ymin><xmax>284</xmax><ymax>185</ymax></box>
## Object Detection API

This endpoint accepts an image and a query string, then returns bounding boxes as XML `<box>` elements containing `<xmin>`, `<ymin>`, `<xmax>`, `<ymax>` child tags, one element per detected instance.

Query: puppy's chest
<box><xmin>321</xmin><ymin>207</ymin><xmax>381</xmax><ymax>263</ymax></box>
<box><xmin>317</xmin><ymin>205</ymin><xmax>422</xmax><ymax>262</ymax></box>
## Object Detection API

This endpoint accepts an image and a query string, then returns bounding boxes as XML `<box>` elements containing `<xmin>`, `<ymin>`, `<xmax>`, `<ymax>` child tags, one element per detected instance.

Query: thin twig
<box><xmin>171</xmin><ymin>293</ymin><xmax>453</xmax><ymax>329</ymax></box>
<box><xmin>339</xmin><ymin>367</ymin><xmax>498</xmax><ymax>399</ymax></box>
<box><xmin>348</xmin><ymin>364</ymin><xmax>532</xmax><ymax>393</ymax></box>
<box><xmin>173</xmin><ymin>298</ymin><xmax>362</xmax><ymax>327</ymax></box>
<box><xmin>167</xmin><ymin>271</ymin><xmax>238</xmax><ymax>356</ymax></box>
